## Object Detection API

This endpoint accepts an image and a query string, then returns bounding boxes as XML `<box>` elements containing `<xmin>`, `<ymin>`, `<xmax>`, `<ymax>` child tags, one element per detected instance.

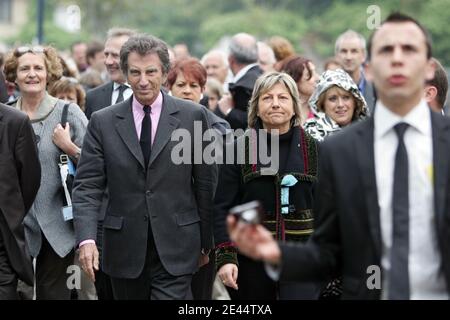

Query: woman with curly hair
<box><xmin>4</xmin><ymin>45</ymin><xmax>88</xmax><ymax>299</ymax></box>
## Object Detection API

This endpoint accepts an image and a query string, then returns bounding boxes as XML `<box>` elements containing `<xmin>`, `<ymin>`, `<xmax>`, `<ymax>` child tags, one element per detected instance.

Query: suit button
<box><xmin>144</xmin><ymin>215</ymin><xmax>148</xmax><ymax>221</ymax></box>
<box><xmin>146</xmin><ymin>190</ymin><xmax>152</xmax><ymax>196</ymax></box>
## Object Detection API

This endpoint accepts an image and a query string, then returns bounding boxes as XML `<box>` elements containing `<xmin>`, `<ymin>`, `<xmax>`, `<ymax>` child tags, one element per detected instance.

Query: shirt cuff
<box><xmin>79</xmin><ymin>239</ymin><xmax>96</xmax><ymax>248</ymax></box>
<box><xmin>264</xmin><ymin>262</ymin><xmax>281</xmax><ymax>281</ymax></box>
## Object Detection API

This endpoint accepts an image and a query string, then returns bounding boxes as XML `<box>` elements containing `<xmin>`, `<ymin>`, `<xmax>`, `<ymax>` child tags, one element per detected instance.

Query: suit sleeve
<box><xmin>84</xmin><ymin>92</ymin><xmax>94</xmax><ymax>120</ymax></box>
<box><xmin>213</xmin><ymin>147</ymin><xmax>242</xmax><ymax>246</ymax></box>
<box><xmin>279</xmin><ymin>140</ymin><xmax>340</xmax><ymax>282</ymax></box>
<box><xmin>15</xmin><ymin>115</ymin><xmax>41</xmax><ymax>213</ymax></box>
<box><xmin>192</xmin><ymin>107</ymin><xmax>218</xmax><ymax>250</ymax></box>
<box><xmin>0</xmin><ymin>73</ymin><xmax>8</xmax><ymax>103</ymax></box>
<box><xmin>72</xmin><ymin>112</ymin><xmax>106</xmax><ymax>245</ymax></box>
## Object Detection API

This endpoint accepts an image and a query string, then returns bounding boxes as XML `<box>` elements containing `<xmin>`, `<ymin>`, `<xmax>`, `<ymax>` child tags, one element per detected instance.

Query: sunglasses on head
<box><xmin>61</xmin><ymin>76</ymin><xmax>79</xmax><ymax>84</ymax></box>
<box><xmin>15</xmin><ymin>46</ymin><xmax>46</xmax><ymax>55</ymax></box>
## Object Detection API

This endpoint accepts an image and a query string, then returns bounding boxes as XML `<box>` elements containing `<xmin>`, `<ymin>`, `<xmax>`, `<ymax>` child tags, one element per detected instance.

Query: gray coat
<box><xmin>19</xmin><ymin>99</ymin><xmax>87</xmax><ymax>258</ymax></box>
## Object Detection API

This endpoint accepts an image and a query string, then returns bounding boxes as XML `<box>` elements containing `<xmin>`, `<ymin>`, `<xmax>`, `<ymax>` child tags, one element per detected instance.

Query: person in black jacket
<box><xmin>228</xmin><ymin>13</ymin><xmax>450</xmax><ymax>300</ymax></box>
<box><xmin>0</xmin><ymin>103</ymin><xmax>41</xmax><ymax>299</ymax></box>
<box><xmin>215</xmin><ymin>72</ymin><xmax>319</xmax><ymax>299</ymax></box>
<box><xmin>217</xmin><ymin>33</ymin><xmax>263</xmax><ymax>130</ymax></box>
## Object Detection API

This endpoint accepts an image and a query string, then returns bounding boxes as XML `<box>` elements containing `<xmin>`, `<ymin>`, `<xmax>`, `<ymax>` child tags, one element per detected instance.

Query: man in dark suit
<box><xmin>73</xmin><ymin>34</ymin><xmax>217</xmax><ymax>300</ymax></box>
<box><xmin>0</xmin><ymin>72</ymin><xmax>8</xmax><ymax>103</ymax></box>
<box><xmin>84</xmin><ymin>28</ymin><xmax>136</xmax><ymax>119</ymax></box>
<box><xmin>217</xmin><ymin>33</ymin><xmax>263</xmax><ymax>130</ymax></box>
<box><xmin>83</xmin><ymin>28</ymin><xmax>136</xmax><ymax>300</ymax></box>
<box><xmin>228</xmin><ymin>13</ymin><xmax>450</xmax><ymax>300</ymax></box>
<box><xmin>0</xmin><ymin>103</ymin><xmax>41</xmax><ymax>299</ymax></box>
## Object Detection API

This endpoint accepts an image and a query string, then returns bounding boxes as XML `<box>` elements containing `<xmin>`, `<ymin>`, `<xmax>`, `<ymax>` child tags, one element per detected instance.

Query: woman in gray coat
<box><xmin>4</xmin><ymin>45</ymin><xmax>88</xmax><ymax>299</ymax></box>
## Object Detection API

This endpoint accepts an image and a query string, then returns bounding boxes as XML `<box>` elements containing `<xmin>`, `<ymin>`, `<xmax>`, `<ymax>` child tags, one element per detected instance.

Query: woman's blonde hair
<box><xmin>316</xmin><ymin>85</ymin><xmax>365</xmax><ymax>121</ymax></box>
<box><xmin>248</xmin><ymin>71</ymin><xmax>302</xmax><ymax>129</ymax></box>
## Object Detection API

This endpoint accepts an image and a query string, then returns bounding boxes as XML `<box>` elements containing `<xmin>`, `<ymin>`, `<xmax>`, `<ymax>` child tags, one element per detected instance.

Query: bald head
<box><xmin>229</xmin><ymin>33</ymin><xmax>258</xmax><ymax>65</ymax></box>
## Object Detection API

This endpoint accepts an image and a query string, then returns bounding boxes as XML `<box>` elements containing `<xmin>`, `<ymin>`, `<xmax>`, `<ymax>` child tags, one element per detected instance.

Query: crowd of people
<box><xmin>0</xmin><ymin>12</ymin><xmax>449</xmax><ymax>301</ymax></box>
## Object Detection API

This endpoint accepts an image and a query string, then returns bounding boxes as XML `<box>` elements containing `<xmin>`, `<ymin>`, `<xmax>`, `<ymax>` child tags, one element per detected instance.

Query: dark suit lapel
<box><xmin>355</xmin><ymin>118</ymin><xmax>382</xmax><ymax>258</ymax></box>
<box><xmin>149</xmin><ymin>93</ymin><xmax>180</xmax><ymax>167</ymax></box>
<box><xmin>431</xmin><ymin>112</ymin><xmax>450</xmax><ymax>232</ymax></box>
<box><xmin>114</xmin><ymin>98</ymin><xmax>145</xmax><ymax>168</ymax></box>
<box><xmin>104</xmin><ymin>82</ymin><xmax>114</xmax><ymax>106</ymax></box>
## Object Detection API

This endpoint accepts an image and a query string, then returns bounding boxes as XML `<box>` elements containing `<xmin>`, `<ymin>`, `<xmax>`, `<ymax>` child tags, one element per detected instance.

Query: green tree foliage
<box><xmin>8</xmin><ymin>0</ymin><xmax>450</xmax><ymax>65</ymax></box>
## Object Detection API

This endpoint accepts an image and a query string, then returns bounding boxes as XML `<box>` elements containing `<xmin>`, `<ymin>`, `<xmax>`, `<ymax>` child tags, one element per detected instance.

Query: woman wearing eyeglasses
<box><xmin>4</xmin><ymin>45</ymin><xmax>88</xmax><ymax>300</ymax></box>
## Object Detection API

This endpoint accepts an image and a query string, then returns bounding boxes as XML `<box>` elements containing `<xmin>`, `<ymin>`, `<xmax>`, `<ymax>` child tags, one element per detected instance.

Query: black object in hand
<box><xmin>229</xmin><ymin>201</ymin><xmax>264</xmax><ymax>224</ymax></box>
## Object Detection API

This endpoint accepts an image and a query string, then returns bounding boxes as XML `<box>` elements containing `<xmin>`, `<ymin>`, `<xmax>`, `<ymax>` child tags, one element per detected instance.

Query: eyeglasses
<box><xmin>15</xmin><ymin>46</ymin><xmax>46</xmax><ymax>55</ymax></box>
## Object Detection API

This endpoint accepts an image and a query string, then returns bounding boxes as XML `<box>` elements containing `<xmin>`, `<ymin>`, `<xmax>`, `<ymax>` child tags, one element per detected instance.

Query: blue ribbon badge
<box><xmin>280</xmin><ymin>174</ymin><xmax>298</xmax><ymax>214</ymax></box>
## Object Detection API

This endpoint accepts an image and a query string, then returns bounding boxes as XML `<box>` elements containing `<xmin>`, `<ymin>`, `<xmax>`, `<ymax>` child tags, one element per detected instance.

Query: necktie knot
<box><xmin>118</xmin><ymin>84</ymin><xmax>126</xmax><ymax>92</ymax></box>
<box><xmin>143</xmin><ymin>105</ymin><xmax>151</xmax><ymax>115</ymax></box>
<box><xmin>394</xmin><ymin>122</ymin><xmax>409</xmax><ymax>140</ymax></box>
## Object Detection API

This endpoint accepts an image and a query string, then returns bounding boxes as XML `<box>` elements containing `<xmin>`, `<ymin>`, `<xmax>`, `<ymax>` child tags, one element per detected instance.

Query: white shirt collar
<box><xmin>232</xmin><ymin>63</ymin><xmax>258</xmax><ymax>83</ymax></box>
<box><xmin>113</xmin><ymin>82</ymin><xmax>130</xmax><ymax>91</ymax></box>
<box><xmin>374</xmin><ymin>99</ymin><xmax>431</xmax><ymax>139</ymax></box>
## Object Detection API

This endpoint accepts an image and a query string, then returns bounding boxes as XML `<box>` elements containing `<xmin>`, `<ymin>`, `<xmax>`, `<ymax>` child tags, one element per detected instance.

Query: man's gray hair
<box><xmin>201</xmin><ymin>49</ymin><xmax>228</xmax><ymax>68</ymax></box>
<box><xmin>120</xmin><ymin>34</ymin><xmax>171</xmax><ymax>75</ymax></box>
<box><xmin>229</xmin><ymin>33</ymin><xmax>258</xmax><ymax>65</ymax></box>
<box><xmin>107</xmin><ymin>27</ymin><xmax>137</xmax><ymax>40</ymax></box>
<box><xmin>335</xmin><ymin>29</ymin><xmax>366</xmax><ymax>54</ymax></box>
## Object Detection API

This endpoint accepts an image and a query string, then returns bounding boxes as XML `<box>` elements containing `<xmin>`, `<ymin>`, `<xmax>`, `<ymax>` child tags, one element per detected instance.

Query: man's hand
<box><xmin>227</xmin><ymin>215</ymin><xmax>282</xmax><ymax>265</ymax></box>
<box><xmin>78</xmin><ymin>243</ymin><xmax>99</xmax><ymax>282</ymax></box>
<box><xmin>218</xmin><ymin>93</ymin><xmax>234</xmax><ymax>115</ymax></box>
<box><xmin>217</xmin><ymin>263</ymin><xmax>238</xmax><ymax>290</ymax></box>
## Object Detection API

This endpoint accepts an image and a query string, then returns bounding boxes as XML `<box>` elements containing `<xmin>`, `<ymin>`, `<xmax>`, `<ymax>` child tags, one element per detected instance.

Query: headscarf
<box><xmin>303</xmin><ymin>69</ymin><xmax>369</xmax><ymax>141</ymax></box>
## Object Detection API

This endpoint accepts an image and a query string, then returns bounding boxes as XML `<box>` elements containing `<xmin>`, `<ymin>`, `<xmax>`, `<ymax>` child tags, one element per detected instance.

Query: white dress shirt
<box><xmin>374</xmin><ymin>100</ymin><xmax>448</xmax><ymax>300</ymax></box>
<box><xmin>230</xmin><ymin>63</ymin><xmax>259</xmax><ymax>84</ymax></box>
<box><xmin>111</xmin><ymin>82</ymin><xmax>132</xmax><ymax>105</ymax></box>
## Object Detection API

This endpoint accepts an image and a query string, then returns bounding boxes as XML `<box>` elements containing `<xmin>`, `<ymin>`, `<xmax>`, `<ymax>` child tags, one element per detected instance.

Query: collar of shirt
<box><xmin>16</xmin><ymin>91</ymin><xmax>59</xmax><ymax>123</ymax></box>
<box><xmin>374</xmin><ymin>99</ymin><xmax>431</xmax><ymax>139</ymax></box>
<box><xmin>232</xmin><ymin>63</ymin><xmax>259</xmax><ymax>83</ymax></box>
<box><xmin>113</xmin><ymin>82</ymin><xmax>130</xmax><ymax>91</ymax></box>
<box><xmin>131</xmin><ymin>91</ymin><xmax>163</xmax><ymax>144</ymax></box>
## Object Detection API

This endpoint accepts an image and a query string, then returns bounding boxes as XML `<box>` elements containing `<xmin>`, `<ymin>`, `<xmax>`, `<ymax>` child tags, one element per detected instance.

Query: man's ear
<box><xmin>424</xmin><ymin>85</ymin><xmax>437</xmax><ymax>103</ymax></box>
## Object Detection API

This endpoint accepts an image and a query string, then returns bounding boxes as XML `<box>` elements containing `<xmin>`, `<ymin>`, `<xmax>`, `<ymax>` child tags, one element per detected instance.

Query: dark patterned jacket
<box><xmin>214</xmin><ymin>126</ymin><xmax>318</xmax><ymax>269</ymax></box>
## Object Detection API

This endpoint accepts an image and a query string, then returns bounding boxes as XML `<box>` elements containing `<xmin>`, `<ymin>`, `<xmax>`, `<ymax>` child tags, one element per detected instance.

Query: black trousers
<box><xmin>0</xmin><ymin>227</ymin><xmax>18</xmax><ymax>300</ymax></box>
<box><xmin>191</xmin><ymin>251</ymin><xmax>216</xmax><ymax>300</ymax></box>
<box><xmin>228</xmin><ymin>254</ymin><xmax>321</xmax><ymax>300</ymax></box>
<box><xmin>110</xmin><ymin>228</ymin><xmax>192</xmax><ymax>300</ymax></box>
<box><xmin>95</xmin><ymin>220</ymin><xmax>114</xmax><ymax>300</ymax></box>
<box><xmin>35</xmin><ymin>235</ymin><xmax>75</xmax><ymax>300</ymax></box>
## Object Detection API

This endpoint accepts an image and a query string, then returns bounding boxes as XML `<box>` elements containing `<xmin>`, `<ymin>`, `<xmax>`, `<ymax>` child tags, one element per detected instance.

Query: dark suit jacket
<box><xmin>73</xmin><ymin>92</ymin><xmax>218</xmax><ymax>279</ymax></box>
<box><xmin>0</xmin><ymin>103</ymin><xmax>41</xmax><ymax>285</ymax></box>
<box><xmin>363</xmin><ymin>79</ymin><xmax>377</xmax><ymax>115</ymax></box>
<box><xmin>0</xmin><ymin>73</ymin><xmax>8</xmax><ymax>104</ymax></box>
<box><xmin>84</xmin><ymin>81</ymin><xmax>114</xmax><ymax>119</ymax></box>
<box><xmin>227</xmin><ymin>65</ymin><xmax>263</xmax><ymax>130</ymax></box>
<box><xmin>278</xmin><ymin>112</ymin><xmax>450</xmax><ymax>299</ymax></box>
